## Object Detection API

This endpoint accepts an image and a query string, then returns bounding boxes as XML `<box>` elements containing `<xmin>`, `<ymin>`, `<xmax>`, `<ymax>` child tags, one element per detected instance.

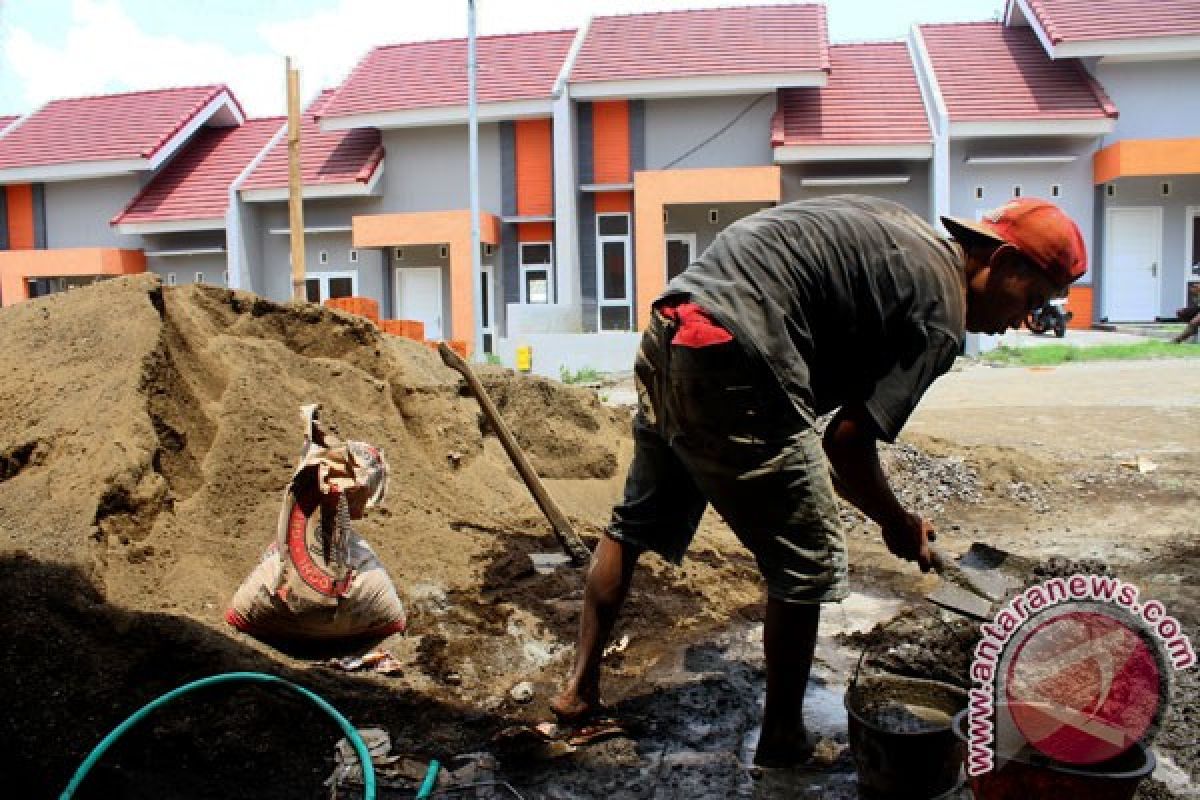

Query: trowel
<box><xmin>926</xmin><ymin>542</ymin><xmax>1029</xmax><ymax>621</ymax></box>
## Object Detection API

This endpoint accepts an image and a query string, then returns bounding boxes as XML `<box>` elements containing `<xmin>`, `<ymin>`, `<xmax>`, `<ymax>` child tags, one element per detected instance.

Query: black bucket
<box><xmin>951</xmin><ymin>707</ymin><xmax>1157</xmax><ymax>800</ymax></box>
<box><xmin>845</xmin><ymin>611</ymin><xmax>969</xmax><ymax>799</ymax></box>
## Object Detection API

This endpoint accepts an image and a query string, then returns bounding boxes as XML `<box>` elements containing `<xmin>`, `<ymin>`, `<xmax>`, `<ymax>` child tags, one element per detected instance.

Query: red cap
<box><xmin>942</xmin><ymin>198</ymin><xmax>1087</xmax><ymax>286</ymax></box>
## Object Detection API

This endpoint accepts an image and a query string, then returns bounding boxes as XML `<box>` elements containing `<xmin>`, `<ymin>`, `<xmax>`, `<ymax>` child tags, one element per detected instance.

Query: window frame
<box><xmin>305</xmin><ymin>270</ymin><xmax>359</xmax><ymax>303</ymax></box>
<box><xmin>595</xmin><ymin>212</ymin><xmax>633</xmax><ymax>331</ymax></box>
<box><xmin>519</xmin><ymin>241</ymin><xmax>554</xmax><ymax>305</ymax></box>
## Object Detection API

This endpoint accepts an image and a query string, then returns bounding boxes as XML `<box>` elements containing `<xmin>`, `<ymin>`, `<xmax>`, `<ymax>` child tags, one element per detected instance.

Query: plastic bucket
<box><xmin>951</xmin><ymin>708</ymin><xmax>1156</xmax><ymax>800</ymax></box>
<box><xmin>846</xmin><ymin>673</ymin><xmax>968</xmax><ymax>799</ymax></box>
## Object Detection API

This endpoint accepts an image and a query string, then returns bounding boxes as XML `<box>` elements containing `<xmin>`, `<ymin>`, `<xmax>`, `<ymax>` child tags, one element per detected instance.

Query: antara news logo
<box><xmin>966</xmin><ymin>572</ymin><xmax>1196</xmax><ymax>775</ymax></box>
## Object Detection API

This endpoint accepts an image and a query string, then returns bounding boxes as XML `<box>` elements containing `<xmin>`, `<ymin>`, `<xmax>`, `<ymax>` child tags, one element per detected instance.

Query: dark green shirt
<box><xmin>662</xmin><ymin>195</ymin><xmax>967</xmax><ymax>442</ymax></box>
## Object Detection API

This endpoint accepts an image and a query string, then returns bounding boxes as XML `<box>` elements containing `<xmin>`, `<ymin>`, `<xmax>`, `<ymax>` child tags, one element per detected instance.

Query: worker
<box><xmin>550</xmin><ymin>195</ymin><xmax>1087</xmax><ymax>767</ymax></box>
<box><xmin>1173</xmin><ymin>305</ymin><xmax>1199</xmax><ymax>344</ymax></box>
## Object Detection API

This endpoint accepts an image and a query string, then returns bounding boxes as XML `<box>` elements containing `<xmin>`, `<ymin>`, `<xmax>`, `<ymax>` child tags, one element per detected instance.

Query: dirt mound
<box><xmin>0</xmin><ymin>276</ymin><xmax>642</xmax><ymax>797</ymax></box>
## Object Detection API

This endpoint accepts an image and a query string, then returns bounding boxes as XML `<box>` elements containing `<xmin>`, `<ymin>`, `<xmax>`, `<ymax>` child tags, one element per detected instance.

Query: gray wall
<box><xmin>643</xmin><ymin>94</ymin><xmax>776</xmax><ymax>170</ymax></box>
<box><xmin>380</xmin><ymin>123</ymin><xmax>502</xmax><ymax>212</ymax></box>
<box><xmin>664</xmin><ymin>201</ymin><xmax>773</xmax><ymax>257</ymax></box>
<box><xmin>948</xmin><ymin>138</ymin><xmax>1099</xmax><ymax>281</ymax></box>
<box><xmin>1096</xmin><ymin>174</ymin><xmax>1200</xmax><ymax>318</ymax></box>
<box><xmin>147</xmin><ymin>252</ymin><xmax>227</xmax><ymax>287</ymax></box>
<box><xmin>781</xmin><ymin>161</ymin><xmax>933</xmax><ymax>219</ymax></box>
<box><xmin>44</xmin><ymin>175</ymin><xmax>145</xmax><ymax>248</ymax></box>
<box><xmin>1092</xmin><ymin>60</ymin><xmax>1200</xmax><ymax>145</ymax></box>
<box><xmin>256</xmin><ymin>197</ymin><xmax>384</xmax><ymax>302</ymax></box>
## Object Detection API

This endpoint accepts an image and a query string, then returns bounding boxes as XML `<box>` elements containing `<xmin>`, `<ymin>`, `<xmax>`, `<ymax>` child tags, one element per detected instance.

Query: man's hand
<box><xmin>881</xmin><ymin>512</ymin><xmax>936</xmax><ymax>572</ymax></box>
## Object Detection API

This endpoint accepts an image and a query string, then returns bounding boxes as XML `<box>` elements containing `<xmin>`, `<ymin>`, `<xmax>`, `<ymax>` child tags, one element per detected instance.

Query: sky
<box><xmin>0</xmin><ymin>0</ymin><xmax>1007</xmax><ymax>118</ymax></box>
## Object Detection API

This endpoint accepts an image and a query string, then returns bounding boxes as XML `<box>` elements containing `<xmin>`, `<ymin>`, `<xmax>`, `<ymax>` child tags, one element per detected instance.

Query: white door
<box><xmin>395</xmin><ymin>267</ymin><xmax>443</xmax><ymax>339</ymax></box>
<box><xmin>1105</xmin><ymin>207</ymin><xmax>1161</xmax><ymax>321</ymax></box>
<box><xmin>665</xmin><ymin>233</ymin><xmax>696</xmax><ymax>282</ymax></box>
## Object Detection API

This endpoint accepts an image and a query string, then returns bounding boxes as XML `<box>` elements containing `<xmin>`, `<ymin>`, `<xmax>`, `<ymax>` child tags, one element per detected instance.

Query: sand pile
<box><xmin>0</xmin><ymin>275</ymin><xmax>648</xmax><ymax>797</ymax></box>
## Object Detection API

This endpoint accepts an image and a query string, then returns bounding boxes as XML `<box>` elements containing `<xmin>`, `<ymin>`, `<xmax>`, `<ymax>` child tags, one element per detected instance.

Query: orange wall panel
<box><xmin>5</xmin><ymin>184</ymin><xmax>35</xmax><ymax>250</ymax></box>
<box><xmin>594</xmin><ymin>191</ymin><xmax>632</xmax><ymax>213</ymax></box>
<box><xmin>1065</xmin><ymin>285</ymin><xmax>1093</xmax><ymax>329</ymax></box>
<box><xmin>1094</xmin><ymin>138</ymin><xmax>1200</xmax><ymax>184</ymax></box>
<box><xmin>515</xmin><ymin>118</ymin><xmax>553</xmax><ymax>217</ymax></box>
<box><xmin>633</xmin><ymin>167</ymin><xmax>781</xmax><ymax>328</ymax></box>
<box><xmin>592</xmin><ymin>100</ymin><xmax>630</xmax><ymax>185</ymax></box>
<box><xmin>0</xmin><ymin>247</ymin><xmax>146</xmax><ymax>306</ymax></box>
<box><xmin>517</xmin><ymin>221</ymin><xmax>554</xmax><ymax>243</ymax></box>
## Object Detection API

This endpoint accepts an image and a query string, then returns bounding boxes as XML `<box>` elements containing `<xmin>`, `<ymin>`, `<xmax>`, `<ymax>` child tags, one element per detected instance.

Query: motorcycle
<box><xmin>1026</xmin><ymin>295</ymin><xmax>1072</xmax><ymax>338</ymax></box>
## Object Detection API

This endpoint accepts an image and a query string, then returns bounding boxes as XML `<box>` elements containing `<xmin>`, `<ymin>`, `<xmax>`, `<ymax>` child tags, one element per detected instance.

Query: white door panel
<box><xmin>395</xmin><ymin>267</ymin><xmax>443</xmax><ymax>339</ymax></box>
<box><xmin>1105</xmin><ymin>208</ymin><xmax>1161</xmax><ymax>322</ymax></box>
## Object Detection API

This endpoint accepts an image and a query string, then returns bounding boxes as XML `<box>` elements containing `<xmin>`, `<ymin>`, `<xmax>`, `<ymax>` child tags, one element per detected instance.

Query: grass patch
<box><xmin>559</xmin><ymin>365</ymin><xmax>603</xmax><ymax>385</ymax></box>
<box><xmin>983</xmin><ymin>340</ymin><xmax>1200</xmax><ymax>367</ymax></box>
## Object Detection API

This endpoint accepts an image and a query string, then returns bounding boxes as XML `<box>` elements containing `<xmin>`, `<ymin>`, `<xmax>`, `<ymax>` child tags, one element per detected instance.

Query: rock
<box><xmin>510</xmin><ymin>681</ymin><xmax>535</xmax><ymax>704</ymax></box>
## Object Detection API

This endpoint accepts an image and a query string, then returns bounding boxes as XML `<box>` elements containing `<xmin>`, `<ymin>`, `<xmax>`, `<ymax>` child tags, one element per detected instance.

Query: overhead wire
<box><xmin>658</xmin><ymin>93</ymin><xmax>771</xmax><ymax>170</ymax></box>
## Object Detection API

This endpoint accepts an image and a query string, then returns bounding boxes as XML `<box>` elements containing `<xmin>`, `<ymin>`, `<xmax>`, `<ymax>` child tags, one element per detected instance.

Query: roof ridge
<box><xmin>46</xmin><ymin>83</ymin><xmax>227</xmax><ymax>107</ymax></box>
<box><xmin>138</xmin><ymin>85</ymin><xmax>229</xmax><ymax>159</ymax></box>
<box><xmin>592</xmin><ymin>3</ymin><xmax>823</xmax><ymax>21</ymax></box>
<box><xmin>368</xmin><ymin>26</ymin><xmax>576</xmax><ymax>52</ymax></box>
<box><xmin>1024</xmin><ymin>0</ymin><xmax>1062</xmax><ymax>44</ymax></box>
<box><xmin>919</xmin><ymin>19</ymin><xmax>1002</xmax><ymax>30</ymax></box>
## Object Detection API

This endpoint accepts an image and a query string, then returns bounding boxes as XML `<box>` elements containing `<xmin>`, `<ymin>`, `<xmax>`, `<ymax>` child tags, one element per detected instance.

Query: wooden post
<box><xmin>286</xmin><ymin>57</ymin><xmax>306</xmax><ymax>301</ymax></box>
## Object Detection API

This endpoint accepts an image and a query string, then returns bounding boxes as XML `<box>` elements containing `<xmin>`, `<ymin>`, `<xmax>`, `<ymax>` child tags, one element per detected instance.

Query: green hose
<box><xmin>60</xmin><ymin>671</ymin><xmax>375</xmax><ymax>800</ymax></box>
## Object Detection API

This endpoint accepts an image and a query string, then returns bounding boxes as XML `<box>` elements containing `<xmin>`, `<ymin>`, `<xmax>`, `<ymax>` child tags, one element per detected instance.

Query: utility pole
<box><xmin>467</xmin><ymin>0</ymin><xmax>483</xmax><ymax>356</ymax></box>
<box><xmin>286</xmin><ymin>56</ymin><xmax>306</xmax><ymax>301</ymax></box>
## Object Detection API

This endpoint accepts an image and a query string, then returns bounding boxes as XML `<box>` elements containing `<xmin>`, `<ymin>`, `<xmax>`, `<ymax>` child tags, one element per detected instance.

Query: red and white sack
<box><xmin>226</xmin><ymin>405</ymin><xmax>406</xmax><ymax>641</ymax></box>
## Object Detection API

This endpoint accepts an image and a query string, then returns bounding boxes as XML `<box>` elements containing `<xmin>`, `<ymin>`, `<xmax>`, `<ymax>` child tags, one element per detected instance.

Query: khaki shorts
<box><xmin>607</xmin><ymin>311</ymin><xmax>848</xmax><ymax>604</ymax></box>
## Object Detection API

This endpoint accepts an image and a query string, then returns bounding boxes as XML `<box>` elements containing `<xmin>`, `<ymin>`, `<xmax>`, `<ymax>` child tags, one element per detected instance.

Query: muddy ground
<box><xmin>1</xmin><ymin>276</ymin><xmax>1196</xmax><ymax>798</ymax></box>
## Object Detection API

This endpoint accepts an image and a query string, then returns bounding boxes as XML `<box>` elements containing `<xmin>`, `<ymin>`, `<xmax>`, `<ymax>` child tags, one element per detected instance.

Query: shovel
<box><xmin>926</xmin><ymin>542</ymin><xmax>1030</xmax><ymax>621</ymax></box>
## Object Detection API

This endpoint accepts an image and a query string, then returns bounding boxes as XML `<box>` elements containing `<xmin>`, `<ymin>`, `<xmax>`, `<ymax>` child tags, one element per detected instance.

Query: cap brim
<box><xmin>941</xmin><ymin>215</ymin><xmax>1007</xmax><ymax>247</ymax></box>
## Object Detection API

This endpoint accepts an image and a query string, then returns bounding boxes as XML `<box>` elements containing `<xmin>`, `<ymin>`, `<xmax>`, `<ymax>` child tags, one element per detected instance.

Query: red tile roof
<box><xmin>319</xmin><ymin>29</ymin><xmax>576</xmax><ymax>119</ymax></box>
<box><xmin>0</xmin><ymin>115</ymin><xmax>17</xmax><ymax>135</ymax></box>
<box><xmin>243</xmin><ymin>91</ymin><xmax>383</xmax><ymax>191</ymax></box>
<box><xmin>1022</xmin><ymin>0</ymin><xmax>1200</xmax><ymax>43</ymax></box>
<box><xmin>0</xmin><ymin>85</ymin><xmax>241</xmax><ymax>171</ymax></box>
<box><xmin>774</xmin><ymin>42</ymin><xmax>930</xmax><ymax>147</ymax></box>
<box><xmin>571</xmin><ymin>5</ymin><xmax>829</xmax><ymax>84</ymax></box>
<box><xmin>113</xmin><ymin>118</ymin><xmax>282</xmax><ymax>225</ymax></box>
<box><xmin>919</xmin><ymin>22</ymin><xmax>1116</xmax><ymax>122</ymax></box>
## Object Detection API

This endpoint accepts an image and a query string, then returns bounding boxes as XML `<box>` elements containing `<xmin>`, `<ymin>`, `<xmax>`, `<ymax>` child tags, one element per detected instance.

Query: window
<box><xmin>595</xmin><ymin>213</ymin><xmax>632</xmax><ymax>331</ymax></box>
<box><xmin>222</xmin><ymin>271</ymin><xmax>229</xmax><ymax>286</ymax></box>
<box><xmin>482</xmin><ymin>243</ymin><xmax>494</xmax><ymax>257</ymax></box>
<box><xmin>319</xmin><ymin>250</ymin><xmax>329</xmax><ymax>265</ymax></box>
<box><xmin>1107</xmin><ymin>184</ymin><xmax>1116</xmax><ymax>197</ymax></box>
<box><xmin>708</xmin><ymin>209</ymin><xmax>720</xmax><ymax>225</ymax></box>
<box><xmin>974</xmin><ymin>186</ymin><xmax>985</xmax><ymax>201</ymax></box>
<box><xmin>438</xmin><ymin>245</ymin><xmax>449</xmax><ymax>259</ymax></box>
<box><xmin>304</xmin><ymin>271</ymin><xmax>358</xmax><ymax>303</ymax></box>
<box><xmin>166</xmin><ymin>272</ymin><xmax>177</xmax><ymax>286</ymax></box>
<box><xmin>597</xmin><ymin>215</ymin><xmax>628</xmax><ymax>236</ymax></box>
<box><xmin>195</xmin><ymin>272</ymin><xmax>205</xmax><ymax>284</ymax></box>
<box><xmin>520</xmin><ymin>242</ymin><xmax>553</xmax><ymax>304</ymax></box>
<box><xmin>393</xmin><ymin>247</ymin><xmax>404</xmax><ymax>260</ymax></box>
<box><xmin>349</xmin><ymin>249</ymin><xmax>359</xmax><ymax>263</ymax></box>
<box><xmin>1161</xmin><ymin>182</ymin><xmax>1172</xmax><ymax>197</ymax></box>
<box><xmin>1012</xmin><ymin>185</ymin><xmax>1022</xmax><ymax>198</ymax></box>
<box><xmin>1051</xmin><ymin>184</ymin><xmax>1062</xmax><ymax>198</ymax></box>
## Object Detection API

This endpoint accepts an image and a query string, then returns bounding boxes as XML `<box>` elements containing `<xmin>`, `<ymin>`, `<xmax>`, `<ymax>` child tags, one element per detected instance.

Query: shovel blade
<box><xmin>927</xmin><ymin>582</ymin><xmax>994</xmax><ymax>621</ymax></box>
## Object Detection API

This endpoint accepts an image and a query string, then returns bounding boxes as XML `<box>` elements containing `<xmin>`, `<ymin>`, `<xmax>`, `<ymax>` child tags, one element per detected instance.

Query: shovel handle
<box><xmin>437</xmin><ymin>343</ymin><xmax>592</xmax><ymax>567</ymax></box>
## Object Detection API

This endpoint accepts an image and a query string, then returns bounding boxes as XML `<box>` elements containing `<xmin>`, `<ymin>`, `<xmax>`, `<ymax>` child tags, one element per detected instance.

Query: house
<box><xmin>112</xmin><ymin>117</ymin><xmax>284</xmax><ymax>289</ymax></box>
<box><xmin>238</xmin><ymin>90</ymin><xmax>384</xmax><ymax>307</ymax></box>
<box><xmin>315</xmin><ymin>28</ymin><xmax>578</xmax><ymax>352</ymax></box>
<box><xmin>0</xmin><ymin>85</ymin><xmax>245</xmax><ymax>305</ymax></box>
<box><xmin>1</xmin><ymin>1</ymin><xmax>1194</xmax><ymax>370</ymax></box>
<box><xmin>912</xmin><ymin>19</ymin><xmax>1117</xmax><ymax>331</ymax></box>
<box><xmin>1006</xmin><ymin>0</ymin><xmax>1200</xmax><ymax>320</ymax></box>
